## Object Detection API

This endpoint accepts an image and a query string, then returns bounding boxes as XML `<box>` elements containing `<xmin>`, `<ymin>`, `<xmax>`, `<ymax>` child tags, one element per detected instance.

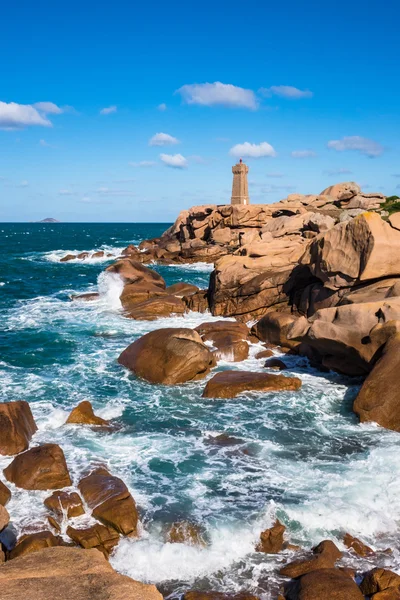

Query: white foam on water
<box><xmin>40</xmin><ymin>245</ymin><xmax>124</xmax><ymax>263</ymax></box>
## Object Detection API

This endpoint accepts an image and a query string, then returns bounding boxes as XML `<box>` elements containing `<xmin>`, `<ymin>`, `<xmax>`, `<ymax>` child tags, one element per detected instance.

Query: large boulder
<box><xmin>183</xmin><ymin>593</ymin><xmax>260</xmax><ymax>600</ymax></box>
<box><xmin>0</xmin><ymin>401</ymin><xmax>38</xmax><ymax>456</ymax></box>
<box><xmin>301</xmin><ymin>212</ymin><xmax>400</xmax><ymax>290</ymax></box>
<box><xmin>118</xmin><ymin>328</ymin><xmax>215</xmax><ymax>384</ymax></box>
<box><xmin>0</xmin><ymin>505</ymin><xmax>9</xmax><ymax>533</ymax></box>
<box><xmin>195</xmin><ymin>321</ymin><xmax>250</xmax><ymax>363</ymax></box>
<box><xmin>120</xmin><ymin>281</ymin><xmax>167</xmax><ymax>310</ymax></box>
<box><xmin>78</xmin><ymin>467</ymin><xmax>139</xmax><ymax>536</ymax></box>
<box><xmin>3</xmin><ymin>444</ymin><xmax>72</xmax><ymax>490</ymax></box>
<box><xmin>202</xmin><ymin>370</ymin><xmax>302</xmax><ymax>399</ymax></box>
<box><xmin>166</xmin><ymin>282</ymin><xmax>199</xmax><ymax>297</ymax></box>
<box><xmin>0</xmin><ymin>546</ymin><xmax>163</xmax><ymax>600</ymax></box>
<box><xmin>106</xmin><ymin>259</ymin><xmax>165</xmax><ymax>287</ymax></box>
<box><xmin>66</xmin><ymin>523</ymin><xmax>119</xmax><ymax>558</ymax></box>
<box><xmin>360</xmin><ymin>568</ymin><xmax>400</xmax><ymax>597</ymax></box>
<box><xmin>256</xmin><ymin>520</ymin><xmax>286</xmax><ymax>553</ymax></box>
<box><xmin>44</xmin><ymin>490</ymin><xmax>85</xmax><ymax>519</ymax></box>
<box><xmin>252</xmin><ymin>311</ymin><xmax>299</xmax><ymax>350</ymax></box>
<box><xmin>285</xmin><ymin>568</ymin><xmax>364</xmax><ymax>599</ymax></box>
<box><xmin>320</xmin><ymin>182</ymin><xmax>361</xmax><ymax>201</ymax></box>
<box><xmin>353</xmin><ymin>333</ymin><xmax>400</xmax><ymax>430</ymax></box>
<box><xmin>280</xmin><ymin>540</ymin><xmax>342</xmax><ymax>579</ymax></box>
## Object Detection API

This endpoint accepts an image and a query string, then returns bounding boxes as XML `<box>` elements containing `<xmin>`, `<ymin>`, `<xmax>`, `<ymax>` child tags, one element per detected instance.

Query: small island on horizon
<box><xmin>35</xmin><ymin>218</ymin><xmax>61</xmax><ymax>223</ymax></box>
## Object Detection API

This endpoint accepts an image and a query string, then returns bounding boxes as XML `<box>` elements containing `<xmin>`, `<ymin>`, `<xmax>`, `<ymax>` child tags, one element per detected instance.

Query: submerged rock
<box><xmin>343</xmin><ymin>532</ymin><xmax>373</xmax><ymax>556</ymax></box>
<box><xmin>118</xmin><ymin>328</ymin><xmax>215</xmax><ymax>384</ymax></box>
<box><xmin>202</xmin><ymin>370</ymin><xmax>302</xmax><ymax>399</ymax></box>
<box><xmin>0</xmin><ymin>546</ymin><xmax>163</xmax><ymax>600</ymax></box>
<box><xmin>166</xmin><ymin>521</ymin><xmax>206</xmax><ymax>547</ymax></box>
<box><xmin>66</xmin><ymin>401</ymin><xmax>109</xmax><ymax>426</ymax></box>
<box><xmin>3</xmin><ymin>444</ymin><xmax>72</xmax><ymax>490</ymax></box>
<box><xmin>0</xmin><ymin>400</ymin><xmax>38</xmax><ymax>456</ymax></box>
<box><xmin>78</xmin><ymin>467</ymin><xmax>139</xmax><ymax>536</ymax></box>
<box><xmin>264</xmin><ymin>358</ymin><xmax>287</xmax><ymax>371</ymax></box>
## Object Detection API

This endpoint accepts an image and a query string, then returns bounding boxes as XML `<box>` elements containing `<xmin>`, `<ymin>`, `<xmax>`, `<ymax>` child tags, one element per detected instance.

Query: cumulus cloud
<box><xmin>34</xmin><ymin>102</ymin><xmax>63</xmax><ymax>114</ymax></box>
<box><xmin>328</xmin><ymin>136</ymin><xmax>383</xmax><ymax>158</ymax></box>
<box><xmin>149</xmin><ymin>132</ymin><xmax>179</xmax><ymax>146</ymax></box>
<box><xmin>157</xmin><ymin>103</ymin><xmax>167</xmax><ymax>111</ymax></box>
<box><xmin>229</xmin><ymin>141</ymin><xmax>277</xmax><ymax>159</ymax></box>
<box><xmin>323</xmin><ymin>167</ymin><xmax>353</xmax><ymax>176</ymax></box>
<box><xmin>160</xmin><ymin>153</ymin><xmax>188</xmax><ymax>169</ymax></box>
<box><xmin>129</xmin><ymin>160</ymin><xmax>157</xmax><ymax>167</ymax></box>
<box><xmin>0</xmin><ymin>102</ymin><xmax>52</xmax><ymax>130</ymax></box>
<box><xmin>177</xmin><ymin>82</ymin><xmax>258</xmax><ymax>110</ymax></box>
<box><xmin>100</xmin><ymin>105</ymin><xmax>117</xmax><ymax>115</ymax></box>
<box><xmin>259</xmin><ymin>86</ymin><xmax>313</xmax><ymax>99</ymax></box>
<box><xmin>291</xmin><ymin>150</ymin><xmax>317</xmax><ymax>158</ymax></box>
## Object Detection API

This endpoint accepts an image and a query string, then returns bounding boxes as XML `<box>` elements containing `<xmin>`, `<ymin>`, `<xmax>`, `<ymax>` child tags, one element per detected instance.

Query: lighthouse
<box><xmin>231</xmin><ymin>158</ymin><xmax>250</xmax><ymax>205</ymax></box>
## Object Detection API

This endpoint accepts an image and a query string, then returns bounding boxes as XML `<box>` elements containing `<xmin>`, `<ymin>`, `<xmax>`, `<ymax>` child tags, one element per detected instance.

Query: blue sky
<box><xmin>1</xmin><ymin>0</ymin><xmax>399</xmax><ymax>222</ymax></box>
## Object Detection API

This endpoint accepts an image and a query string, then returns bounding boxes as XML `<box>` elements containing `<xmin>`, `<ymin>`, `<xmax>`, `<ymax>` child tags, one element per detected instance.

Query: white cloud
<box><xmin>129</xmin><ymin>161</ymin><xmax>157</xmax><ymax>167</ymax></box>
<box><xmin>100</xmin><ymin>105</ymin><xmax>117</xmax><ymax>115</ymax></box>
<box><xmin>323</xmin><ymin>167</ymin><xmax>353</xmax><ymax>176</ymax></box>
<box><xmin>229</xmin><ymin>141</ymin><xmax>277</xmax><ymax>159</ymax></box>
<box><xmin>34</xmin><ymin>102</ymin><xmax>63</xmax><ymax>114</ymax></box>
<box><xmin>18</xmin><ymin>180</ymin><xmax>29</xmax><ymax>187</ymax></box>
<box><xmin>0</xmin><ymin>101</ymin><xmax>52</xmax><ymax>130</ymax></box>
<box><xmin>328</xmin><ymin>136</ymin><xmax>384</xmax><ymax>158</ymax></box>
<box><xmin>259</xmin><ymin>86</ymin><xmax>313</xmax><ymax>99</ymax></box>
<box><xmin>177</xmin><ymin>82</ymin><xmax>258</xmax><ymax>110</ymax></box>
<box><xmin>160</xmin><ymin>153</ymin><xmax>188</xmax><ymax>169</ymax></box>
<box><xmin>291</xmin><ymin>150</ymin><xmax>317</xmax><ymax>158</ymax></box>
<box><xmin>149</xmin><ymin>132</ymin><xmax>179</xmax><ymax>146</ymax></box>
<box><xmin>157</xmin><ymin>103</ymin><xmax>167</xmax><ymax>111</ymax></box>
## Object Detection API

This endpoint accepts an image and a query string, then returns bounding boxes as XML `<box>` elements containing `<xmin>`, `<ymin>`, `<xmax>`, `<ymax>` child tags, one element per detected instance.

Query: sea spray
<box><xmin>97</xmin><ymin>271</ymin><xmax>124</xmax><ymax>310</ymax></box>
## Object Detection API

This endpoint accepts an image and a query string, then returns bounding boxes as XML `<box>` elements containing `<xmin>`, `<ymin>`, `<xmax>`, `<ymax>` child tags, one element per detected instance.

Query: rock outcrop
<box><xmin>360</xmin><ymin>568</ymin><xmax>400</xmax><ymax>597</ymax></box>
<box><xmin>3</xmin><ymin>444</ymin><xmax>72</xmax><ymax>490</ymax></box>
<box><xmin>44</xmin><ymin>490</ymin><xmax>85</xmax><ymax>519</ymax></box>
<box><xmin>8</xmin><ymin>531</ymin><xmax>64</xmax><ymax>560</ymax></box>
<box><xmin>280</xmin><ymin>540</ymin><xmax>342</xmax><ymax>578</ymax></box>
<box><xmin>118</xmin><ymin>328</ymin><xmax>215</xmax><ymax>384</ymax></box>
<box><xmin>256</xmin><ymin>520</ymin><xmax>286</xmax><ymax>553</ymax></box>
<box><xmin>0</xmin><ymin>481</ymin><xmax>11</xmax><ymax>506</ymax></box>
<box><xmin>66</xmin><ymin>401</ymin><xmax>109</xmax><ymax>426</ymax></box>
<box><xmin>0</xmin><ymin>401</ymin><xmax>38</xmax><ymax>456</ymax></box>
<box><xmin>66</xmin><ymin>523</ymin><xmax>119</xmax><ymax>557</ymax></box>
<box><xmin>285</xmin><ymin>568</ymin><xmax>363</xmax><ymax>599</ymax></box>
<box><xmin>0</xmin><ymin>546</ymin><xmax>163</xmax><ymax>600</ymax></box>
<box><xmin>0</xmin><ymin>505</ymin><xmax>9</xmax><ymax>533</ymax></box>
<box><xmin>194</xmin><ymin>321</ymin><xmax>251</xmax><ymax>362</ymax></box>
<box><xmin>202</xmin><ymin>371</ymin><xmax>302</xmax><ymax>399</ymax></box>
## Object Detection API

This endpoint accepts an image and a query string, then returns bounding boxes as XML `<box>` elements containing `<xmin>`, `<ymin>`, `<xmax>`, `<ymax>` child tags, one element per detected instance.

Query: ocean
<box><xmin>1</xmin><ymin>222</ymin><xmax>400</xmax><ymax>598</ymax></box>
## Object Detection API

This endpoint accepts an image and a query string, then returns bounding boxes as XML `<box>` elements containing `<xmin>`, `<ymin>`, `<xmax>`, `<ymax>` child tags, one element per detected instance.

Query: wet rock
<box><xmin>256</xmin><ymin>520</ymin><xmax>285</xmax><ymax>553</ymax></box>
<box><xmin>70</xmin><ymin>292</ymin><xmax>100</xmax><ymax>302</ymax></box>
<box><xmin>280</xmin><ymin>540</ymin><xmax>342</xmax><ymax>578</ymax></box>
<box><xmin>118</xmin><ymin>328</ymin><xmax>215</xmax><ymax>384</ymax></box>
<box><xmin>202</xmin><ymin>370</ymin><xmax>302</xmax><ymax>399</ymax></box>
<box><xmin>8</xmin><ymin>531</ymin><xmax>64</xmax><ymax>560</ymax></box>
<box><xmin>0</xmin><ymin>505</ymin><xmax>9</xmax><ymax>532</ymax></box>
<box><xmin>343</xmin><ymin>532</ymin><xmax>373</xmax><ymax>556</ymax></box>
<box><xmin>252</xmin><ymin>312</ymin><xmax>299</xmax><ymax>350</ymax></box>
<box><xmin>44</xmin><ymin>491</ymin><xmax>85</xmax><ymax>519</ymax></box>
<box><xmin>195</xmin><ymin>321</ymin><xmax>250</xmax><ymax>362</ymax></box>
<box><xmin>166</xmin><ymin>282</ymin><xmax>200</xmax><ymax>297</ymax></box>
<box><xmin>66</xmin><ymin>523</ymin><xmax>119</xmax><ymax>558</ymax></box>
<box><xmin>66</xmin><ymin>401</ymin><xmax>109</xmax><ymax>426</ymax></box>
<box><xmin>106</xmin><ymin>258</ymin><xmax>166</xmax><ymax>287</ymax></box>
<box><xmin>125</xmin><ymin>295</ymin><xmax>186</xmax><ymax>320</ymax></box>
<box><xmin>76</xmin><ymin>252</ymin><xmax>89</xmax><ymax>260</ymax></box>
<box><xmin>0</xmin><ymin>481</ymin><xmax>11</xmax><ymax>506</ymax></box>
<box><xmin>78</xmin><ymin>467</ymin><xmax>139</xmax><ymax>536</ymax></box>
<box><xmin>204</xmin><ymin>433</ymin><xmax>244</xmax><ymax>446</ymax></box>
<box><xmin>60</xmin><ymin>254</ymin><xmax>76</xmax><ymax>262</ymax></box>
<box><xmin>92</xmin><ymin>251</ymin><xmax>104</xmax><ymax>258</ymax></box>
<box><xmin>166</xmin><ymin>522</ymin><xmax>206</xmax><ymax>546</ymax></box>
<box><xmin>0</xmin><ymin>546</ymin><xmax>163</xmax><ymax>600</ymax></box>
<box><xmin>183</xmin><ymin>593</ymin><xmax>260</xmax><ymax>600</ymax></box>
<box><xmin>264</xmin><ymin>358</ymin><xmax>287</xmax><ymax>370</ymax></box>
<box><xmin>3</xmin><ymin>444</ymin><xmax>72</xmax><ymax>490</ymax></box>
<box><xmin>255</xmin><ymin>348</ymin><xmax>274</xmax><ymax>359</ymax></box>
<box><xmin>360</xmin><ymin>568</ymin><xmax>400</xmax><ymax>597</ymax></box>
<box><xmin>213</xmin><ymin>340</ymin><xmax>249</xmax><ymax>362</ymax></box>
<box><xmin>354</xmin><ymin>333</ymin><xmax>400</xmax><ymax>430</ymax></box>
<box><xmin>120</xmin><ymin>281</ymin><xmax>167</xmax><ymax>310</ymax></box>
<box><xmin>285</xmin><ymin>568</ymin><xmax>364</xmax><ymax>599</ymax></box>
<box><xmin>0</xmin><ymin>400</ymin><xmax>38</xmax><ymax>456</ymax></box>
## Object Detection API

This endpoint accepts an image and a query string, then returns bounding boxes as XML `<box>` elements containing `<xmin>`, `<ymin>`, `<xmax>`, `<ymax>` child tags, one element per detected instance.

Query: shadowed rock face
<box><xmin>353</xmin><ymin>333</ymin><xmax>400</xmax><ymax>431</ymax></box>
<box><xmin>360</xmin><ymin>567</ymin><xmax>400</xmax><ymax>596</ymax></box>
<box><xmin>0</xmin><ymin>401</ymin><xmax>38</xmax><ymax>456</ymax></box>
<box><xmin>0</xmin><ymin>481</ymin><xmax>11</xmax><ymax>506</ymax></box>
<box><xmin>0</xmin><ymin>546</ymin><xmax>163</xmax><ymax>600</ymax></box>
<box><xmin>3</xmin><ymin>444</ymin><xmax>71</xmax><ymax>490</ymax></box>
<box><xmin>8</xmin><ymin>531</ymin><xmax>64</xmax><ymax>560</ymax></box>
<box><xmin>118</xmin><ymin>328</ymin><xmax>216</xmax><ymax>384</ymax></box>
<box><xmin>202</xmin><ymin>370</ymin><xmax>302</xmax><ymax>399</ymax></box>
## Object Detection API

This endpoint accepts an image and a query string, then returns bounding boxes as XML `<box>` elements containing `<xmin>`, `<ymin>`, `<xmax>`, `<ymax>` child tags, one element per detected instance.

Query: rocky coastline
<box><xmin>2</xmin><ymin>182</ymin><xmax>400</xmax><ymax>599</ymax></box>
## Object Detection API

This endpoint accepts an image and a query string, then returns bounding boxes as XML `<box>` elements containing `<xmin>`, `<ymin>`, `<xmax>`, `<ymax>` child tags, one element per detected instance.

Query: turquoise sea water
<box><xmin>1</xmin><ymin>223</ymin><xmax>400</xmax><ymax>598</ymax></box>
